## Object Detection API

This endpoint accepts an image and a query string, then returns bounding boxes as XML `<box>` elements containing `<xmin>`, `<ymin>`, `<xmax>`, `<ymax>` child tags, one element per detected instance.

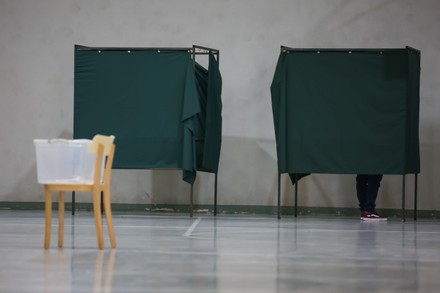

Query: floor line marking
<box><xmin>183</xmin><ymin>217</ymin><xmax>202</xmax><ymax>237</ymax></box>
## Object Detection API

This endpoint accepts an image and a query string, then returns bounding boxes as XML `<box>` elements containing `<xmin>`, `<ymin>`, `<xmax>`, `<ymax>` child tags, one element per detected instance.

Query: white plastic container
<box><xmin>34</xmin><ymin>139</ymin><xmax>97</xmax><ymax>184</ymax></box>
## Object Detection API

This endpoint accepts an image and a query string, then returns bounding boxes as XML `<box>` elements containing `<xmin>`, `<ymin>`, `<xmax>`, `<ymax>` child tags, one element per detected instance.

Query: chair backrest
<box><xmin>91</xmin><ymin>135</ymin><xmax>115</xmax><ymax>156</ymax></box>
<box><xmin>91</xmin><ymin>135</ymin><xmax>115</xmax><ymax>185</ymax></box>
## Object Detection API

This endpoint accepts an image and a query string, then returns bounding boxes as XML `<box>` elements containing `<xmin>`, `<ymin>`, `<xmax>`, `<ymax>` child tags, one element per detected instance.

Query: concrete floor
<box><xmin>0</xmin><ymin>211</ymin><xmax>439</xmax><ymax>292</ymax></box>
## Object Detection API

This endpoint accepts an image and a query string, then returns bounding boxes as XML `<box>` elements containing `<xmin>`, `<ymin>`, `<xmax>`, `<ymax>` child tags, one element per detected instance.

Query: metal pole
<box><xmin>414</xmin><ymin>173</ymin><xmax>418</xmax><ymax>221</ymax></box>
<box><xmin>294</xmin><ymin>174</ymin><xmax>298</xmax><ymax>218</ymax></box>
<box><xmin>214</xmin><ymin>173</ymin><xmax>218</xmax><ymax>216</ymax></box>
<box><xmin>192</xmin><ymin>45</ymin><xmax>196</xmax><ymax>72</ymax></box>
<box><xmin>402</xmin><ymin>174</ymin><xmax>406</xmax><ymax>222</ymax></box>
<box><xmin>277</xmin><ymin>173</ymin><xmax>281</xmax><ymax>219</ymax></box>
<box><xmin>190</xmin><ymin>183</ymin><xmax>194</xmax><ymax>218</ymax></box>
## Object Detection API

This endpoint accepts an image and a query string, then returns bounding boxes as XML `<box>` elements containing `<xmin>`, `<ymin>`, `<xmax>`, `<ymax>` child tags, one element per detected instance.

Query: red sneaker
<box><xmin>360</xmin><ymin>211</ymin><xmax>387</xmax><ymax>221</ymax></box>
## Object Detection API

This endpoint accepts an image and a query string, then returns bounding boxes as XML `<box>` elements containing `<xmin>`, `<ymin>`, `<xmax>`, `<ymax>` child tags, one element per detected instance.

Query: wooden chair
<box><xmin>44</xmin><ymin>135</ymin><xmax>116</xmax><ymax>249</ymax></box>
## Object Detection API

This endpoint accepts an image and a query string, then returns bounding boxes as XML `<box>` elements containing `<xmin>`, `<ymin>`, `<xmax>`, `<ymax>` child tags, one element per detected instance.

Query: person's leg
<box><xmin>364</xmin><ymin>174</ymin><xmax>383</xmax><ymax>212</ymax></box>
<box><xmin>356</xmin><ymin>174</ymin><xmax>368</xmax><ymax>211</ymax></box>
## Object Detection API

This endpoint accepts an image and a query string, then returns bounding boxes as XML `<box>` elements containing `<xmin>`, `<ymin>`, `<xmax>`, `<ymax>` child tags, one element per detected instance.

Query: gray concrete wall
<box><xmin>1</xmin><ymin>0</ymin><xmax>439</xmax><ymax>211</ymax></box>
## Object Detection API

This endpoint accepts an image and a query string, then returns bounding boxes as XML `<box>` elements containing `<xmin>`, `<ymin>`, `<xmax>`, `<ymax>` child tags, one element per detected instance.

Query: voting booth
<box><xmin>271</xmin><ymin>46</ymin><xmax>420</xmax><ymax>219</ymax></box>
<box><xmin>74</xmin><ymin>45</ymin><xmax>222</xmax><ymax>215</ymax></box>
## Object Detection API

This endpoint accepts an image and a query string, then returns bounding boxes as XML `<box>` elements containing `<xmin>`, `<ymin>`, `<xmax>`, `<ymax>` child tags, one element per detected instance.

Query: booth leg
<box><xmin>414</xmin><ymin>173</ymin><xmax>418</xmax><ymax>221</ymax></box>
<box><xmin>214</xmin><ymin>173</ymin><xmax>218</xmax><ymax>216</ymax></box>
<box><xmin>402</xmin><ymin>175</ymin><xmax>406</xmax><ymax>222</ymax></box>
<box><xmin>294</xmin><ymin>174</ymin><xmax>298</xmax><ymax>218</ymax></box>
<box><xmin>190</xmin><ymin>184</ymin><xmax>194</xmax><ymax>218</ymax></box>
<box><xmin>277</xmin><ymin>173</ymin><xmax>281</xmax><ymax>219</ymax></box>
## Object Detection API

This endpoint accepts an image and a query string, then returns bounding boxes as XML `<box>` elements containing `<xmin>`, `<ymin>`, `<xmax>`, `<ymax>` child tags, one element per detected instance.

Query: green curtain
<box><xmin>271</xmin><ymin>48</ymin><xmax>420</xmax><ymax>184</ymax></box>
<box><xmin>74</xmin><ymin>48</ymin><xmax>201</xmax><ymax>184</ymax></box>
<box><xmin>194</xmin><ymin>54</ymin><xmax>223</xmax><ymax>173</ymax></box>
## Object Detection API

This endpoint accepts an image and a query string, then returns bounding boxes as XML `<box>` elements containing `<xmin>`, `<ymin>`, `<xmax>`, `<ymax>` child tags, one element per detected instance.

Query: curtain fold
<box><xmin>194</xmin><ymin>54</ymin><xmax>223</xmax><ymax>173</ymax></box>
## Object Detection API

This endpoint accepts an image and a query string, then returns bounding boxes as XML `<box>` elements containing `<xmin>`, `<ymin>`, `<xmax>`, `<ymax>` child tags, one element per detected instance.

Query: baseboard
<box><xmin>0</xmin><ymin>201</ymin><xmax>438</xmax><ymax>219</ymax></box>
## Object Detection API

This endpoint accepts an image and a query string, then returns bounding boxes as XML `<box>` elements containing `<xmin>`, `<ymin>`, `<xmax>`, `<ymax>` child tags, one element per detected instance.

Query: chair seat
<box><xmin>45</xmin><ymin>183</ymin><xmax>95</xmax><ymax>193</ymax></box>
<box><xmin>42</xmin><ymin>179</ymin><xmax>94</xmax><ymax>185</ymax></box>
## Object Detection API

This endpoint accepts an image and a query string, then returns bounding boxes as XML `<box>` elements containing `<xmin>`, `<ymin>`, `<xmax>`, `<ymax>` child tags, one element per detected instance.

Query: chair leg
<box><xmin>44</xmin><ymin>189</ymin><xmax>52</xmax><ymax>249</ymax></box>
<box><xmin>93</xmin><ymin>189</ymin><xmax>105</xmax><ymax>249</ymax></box>
<box><xmin>103</xmin><ymin>188</ymin><xmax>116</xmax><ymax>248</ymax></box>
<box><xmin>58</xmin><ymin>191</ymin><xmax>65</xmax><ymax>248</ymax></box>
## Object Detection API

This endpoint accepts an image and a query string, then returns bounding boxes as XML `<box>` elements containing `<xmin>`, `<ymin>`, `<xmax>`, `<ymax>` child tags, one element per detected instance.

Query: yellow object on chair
<box><xmin>41</xmin><ymin>134</ymin><xmax>116</xmax><ymax>249</ymax></box>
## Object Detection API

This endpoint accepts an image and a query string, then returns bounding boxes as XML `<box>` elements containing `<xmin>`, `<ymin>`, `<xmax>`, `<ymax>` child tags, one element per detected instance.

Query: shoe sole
<box><xmin>360</xmin><ymin>217</ymin><xmax>387</xmax><ymax>222</ymax></box>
